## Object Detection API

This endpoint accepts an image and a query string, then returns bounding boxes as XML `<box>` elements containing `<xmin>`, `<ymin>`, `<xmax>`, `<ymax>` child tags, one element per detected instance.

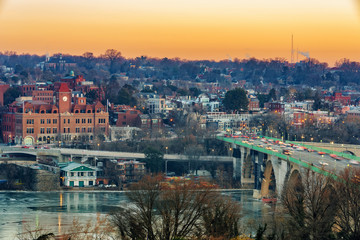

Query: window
<box><xmin>53</xmin><ymin>119</ymin><xmax>57</xmax><ymax>124</ymax></box>
<box><xmin>63</xmin><ymin>119</ymin><xmax>66</xmax><ymax>124</ymax></box>
<box><xmin>26</xmin><ymin>128</ymin><xmax>34</xmax><ymax>134</ymax></box>
<box><xmin>82</xmin><ymin>119</ymin><xmax>86</xmax><ymax>123</ymax></box>
<box><xmin>87</xmin><ymin>119</ymin><xmax>92</xmax><ymax>124</ymax></box>
<box><xmin>40</xmin><ymin>128</ymin><xmax>45</xmax><ymax>134</ymax></box>
<box><xmin>89</xmin><ymin>181</ymin><xmax>93</xmax><ymax>186</ymax></box>
<box><xmin>47</xmin><ymin>119</ymin><xmax>51</xmax><ymax>124</ymax></box>
<box><xmin>71</xmin><ymin>172</ymin><xmax>74</xmax><ymax>177</ymax></box>
<box><xmin>87</xmin><ymin>127</ymin><xmax>92</xmax><ymax>133</ymax></box>
<box><xmin>40</xmin><ymin>119</ymin><xmax>45</xmax><ymax>124</ymax></box>
<box><xmin>26</xmin><ymin>119</ymin><xmax>34</xmax><ymax>124</ymax></box>
<box><xmin>63</xmin><ymin>128</ymin><xmax>66</xmax><ymax>133</ymax></box>
<box><xmin>76</xmin><ymin>119</ymin><xmax>80</xmax><ymax>124</ymax></box>
<box><xmin>76</xmin><ymin>128</ymin><xmax>80</xmax><ymax>133</ymax></box>
<box><xmin>53</xmin><ymin>128</ymin><xmax>57</xmax><ymax>134</ymax></box>
<box><xmin>68</xmin><ymin>119</ymin><xmax>70</xmax><ymax>124</ymax></box>
<box><xmin>88</xmin><ymin>172</ymin><xmax>93</xmax><ymax>176</ymax></box>
<box><xmin>68</xmin><ymin>128</ymin><xmax>70</xmax><ymax>133</ymax></box>
<box><xmin>47</xmin><ymin>128</ymin><xmax>51</xmax><ymax>134</ymax></box>
<box><xmin>98</xmin><ymin>119</ymin><xmax>106</xmax><ymax>123</ymax></box>
<box><xmin>82</xmin><ymin>127</ymin><xmax>86</xmax><ymax>133</ymax></box>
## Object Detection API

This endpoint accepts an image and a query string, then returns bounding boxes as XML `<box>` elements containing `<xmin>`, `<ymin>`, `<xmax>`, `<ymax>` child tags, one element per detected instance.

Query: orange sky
<box><xmin>0</xmin><ymin>0</ymin><xmax>360</xmax><ymax>65</ymax></box>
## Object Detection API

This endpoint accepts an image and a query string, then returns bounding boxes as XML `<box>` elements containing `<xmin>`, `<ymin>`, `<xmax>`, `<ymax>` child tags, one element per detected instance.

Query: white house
<box><xmin>61</xmin><ymin>162</ymin><xmax>98</xmax><ymax>187</ymax></box>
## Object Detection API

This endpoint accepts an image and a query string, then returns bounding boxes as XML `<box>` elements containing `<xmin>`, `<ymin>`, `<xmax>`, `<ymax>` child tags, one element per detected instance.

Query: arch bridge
<box><xmin>218</xmin><ymin>136</ymin><xmax>359</xmax><ymax>199</ymax></box>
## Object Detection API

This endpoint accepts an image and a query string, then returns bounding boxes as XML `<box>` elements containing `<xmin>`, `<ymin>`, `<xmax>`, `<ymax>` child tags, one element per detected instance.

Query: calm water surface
<box><xmin>0</xmin><ymin>190</ymin><xmax>275</xmax><ymax>239</ymax></box>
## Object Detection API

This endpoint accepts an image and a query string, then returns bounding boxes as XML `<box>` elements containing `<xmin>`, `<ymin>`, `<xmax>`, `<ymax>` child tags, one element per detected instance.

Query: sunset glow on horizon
<box><xmin>0</xmin><ymin>0</ymin><xmax>360</xmax><ymax>65</ymax></box>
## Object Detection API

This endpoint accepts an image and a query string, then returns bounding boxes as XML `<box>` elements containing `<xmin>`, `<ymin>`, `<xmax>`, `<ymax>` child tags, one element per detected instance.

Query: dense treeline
<box><xmin>1</xmin><ymin>51</ymin><xmax>360</xmax><ymax>90</ymax></box>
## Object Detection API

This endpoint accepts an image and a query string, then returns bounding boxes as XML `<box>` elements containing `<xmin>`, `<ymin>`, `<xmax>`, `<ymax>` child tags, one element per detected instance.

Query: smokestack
<box><xmin>291</xmin><ymin>34</ymin><xmax>294</xmax><ymax>64</ymax></box>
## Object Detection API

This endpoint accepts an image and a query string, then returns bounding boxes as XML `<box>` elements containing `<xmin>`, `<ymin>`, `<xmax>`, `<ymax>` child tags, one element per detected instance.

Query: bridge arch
<box><xmin>241</xmin><ymin>151</ymin><xmax>254</xmax><ymax>188</ymax></box>
<box><xmin>260</xmin><ymin>160</ymin><xmax>276</xmax><ymax>197</ymax></box>
<box><xmin>342</xmin><ymin>150</ymin><xmax>356</xmax><ymax>156</ymax></box>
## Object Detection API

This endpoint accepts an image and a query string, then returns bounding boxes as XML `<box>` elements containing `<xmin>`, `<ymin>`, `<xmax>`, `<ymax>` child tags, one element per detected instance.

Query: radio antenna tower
<box><xmin>291</xmin><ymin>34</ymin><xmax>294</xmax><ymax>64</ymax></box>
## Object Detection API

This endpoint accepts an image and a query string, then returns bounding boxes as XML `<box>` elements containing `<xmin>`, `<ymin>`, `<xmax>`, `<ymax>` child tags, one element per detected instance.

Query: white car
<box><xmin>319</xmin><ymin>161</ymin><xmax>329</xmax><ymax>166</ymax></box>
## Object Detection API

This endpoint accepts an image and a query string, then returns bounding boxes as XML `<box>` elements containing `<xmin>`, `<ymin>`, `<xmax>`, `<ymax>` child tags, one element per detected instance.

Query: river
<box><xmin>0</xmin><ymin>190</ymin><xmax>276</xmax><ymax>239</ymax></box>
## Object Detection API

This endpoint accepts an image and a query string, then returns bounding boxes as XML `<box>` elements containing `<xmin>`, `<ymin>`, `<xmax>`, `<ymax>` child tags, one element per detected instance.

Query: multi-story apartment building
<box><xmin>32</xmin><ymin>90</ymin><xmax>55</xmax><ymax>104</ymax></box>
<box><xmin>2</xmin><ymin>83</ymin><xmax>109</xmax><ymax>145</ymax></box>
<box><xmin>204</xmin><ymin>112</ymin><xmax>253</xmax><ymax>131</ymax></box>
<box><xmin>264</xmin><ymin>102</ymin><xmax>285</xmax><ymax>113</ymax></box>
<box><xmin>116</xmin><ymin>160</ymin><xmax>146</xmax><ymax>182</ymax></box>
<box><xmin>113</xmin><ymin>105</ymin><xmax>141</xmax><ymax>127</ymax></box>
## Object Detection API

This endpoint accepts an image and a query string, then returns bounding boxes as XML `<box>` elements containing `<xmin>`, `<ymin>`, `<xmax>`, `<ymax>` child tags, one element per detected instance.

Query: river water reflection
<box><xmin>0</xmin><ymin>190</ymin><xmax>276</xmax><ymax>239</ymax></box>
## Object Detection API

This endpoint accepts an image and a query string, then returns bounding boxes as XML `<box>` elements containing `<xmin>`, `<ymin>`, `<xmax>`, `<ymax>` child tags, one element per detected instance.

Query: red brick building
<box><xmin>20</xmin><ymin>84</ymin><xmax>36</xmax><ymax>96</ymax></box>
<box><xmin>137</xmin><ymin>114</ymin><xmax>163</xmax><ymax>129</ymax></box>
<box><xmin>114</xmin><ymin>105</ymin><xmax>141</xmax><ymax>127</ymax></box>
<box><xmin>0</xmin><ymin>84</ymin><xmax>10</xmax><ymax>106</ymax></box>
<box><xmin>32</xmin><ymin>90</ymin><xmax>54</xmax><ymax>104</ymax></box>
<box><xmin>324</xmin><ymin>92</ymin><xmax>351</xmax><ymax>106</ymax></box>
<box><xmin>2</xmin><ymin>83</ymin><xmax>109</xmax><ymax>145</ymax></box>
<box><xmin>248</xmin><ymin>97</ymin><xmax>260</xmax><ymax>112</ymax></box>
<box><xmin>264</xmin><ymin>102</ymin><xmax>285</xmax><ymax>113</ymax></box>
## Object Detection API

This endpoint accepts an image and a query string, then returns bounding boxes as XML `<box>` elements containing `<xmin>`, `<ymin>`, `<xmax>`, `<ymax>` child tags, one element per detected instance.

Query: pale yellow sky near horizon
<box><xmin>0</xmin><ymin>0</ymin><xmax>359</xmax><ymax>65</ymax></box>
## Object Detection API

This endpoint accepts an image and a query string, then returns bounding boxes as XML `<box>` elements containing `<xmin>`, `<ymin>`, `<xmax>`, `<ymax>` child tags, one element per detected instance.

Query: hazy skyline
<box><xmin>0</xmin><ymin>0</ymin><xmax>359</xmax><ymax>65</ymax></box>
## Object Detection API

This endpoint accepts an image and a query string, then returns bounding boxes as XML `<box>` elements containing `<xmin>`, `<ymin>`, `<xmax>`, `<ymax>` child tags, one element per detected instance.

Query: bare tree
<box><xmin>184</xmin><ymin>144</ymin><xmax>204</xmax><ymax>175</ymax></box>
<box><xmin>202</xmin><ymin>194</ymin><xmax>241</xmax><ymax>239</ymax></box>
<box><xmin>281</xmin><ymin>169</ymin><xmax>338</xmax><ymax>240</ymax></box>
<box><xmin>102</xmin><ymin>49</ymin><xmax>123</xmax><ymax>73</ymax></box>
<box><xmin>110</xmin><ymin>175</ymin><xmax>241</xmax><ymax>240</ymax></box>
<box><xmin>334</xmin><ymin>167</ymin><xmax>360</xmax><ymax>240</ymax></box>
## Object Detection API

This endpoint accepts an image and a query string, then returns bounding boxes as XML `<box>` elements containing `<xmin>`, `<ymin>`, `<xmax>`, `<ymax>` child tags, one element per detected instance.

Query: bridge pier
<box><xmin>233</xmin><ymin>146</ymin><xmax>252</xmax><ymax>187</ymax></box>
<box><xmin>254</xmin><ymin>151</ymin><xmax>265</xmax><ymax>190</ymax></box>
<box><xmin>232</xmin><ymin>146</ymin><xmax>242</xmax><ymax>183</ymax></box>
<box><xmin>270</xmin><ymin>155</ymin><xmax>289</xmax><ymax>197</ymax></box>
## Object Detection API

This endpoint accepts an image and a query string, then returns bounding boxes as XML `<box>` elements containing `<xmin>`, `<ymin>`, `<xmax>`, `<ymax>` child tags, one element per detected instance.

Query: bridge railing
<box><xmin>259</xmin><ymin>136</ymin><xmax>360</xmax><ymax>162</ymax></box>
<box><xmin>217</xmin><ymin>136</ymin><xmax>338</xmax><ymax>180</ymax></box>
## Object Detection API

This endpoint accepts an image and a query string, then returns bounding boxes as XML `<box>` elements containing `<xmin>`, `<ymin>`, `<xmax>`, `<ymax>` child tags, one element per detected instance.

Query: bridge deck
<box><xmin>217</xmin><ymin>136</ymin><xmax>359</xmax><ymax>179</ymax></box>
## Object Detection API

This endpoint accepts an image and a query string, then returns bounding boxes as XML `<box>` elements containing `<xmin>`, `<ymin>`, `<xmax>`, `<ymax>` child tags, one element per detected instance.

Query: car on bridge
<box><xmin>319</xmin><ymin>161</ymin><xmax>329</xmax><ymax>166</ymax></box>
<box><xmin>283</xmin><ymin>149</ymin><xmax>292</xmax><ymax>155</ymax></box>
